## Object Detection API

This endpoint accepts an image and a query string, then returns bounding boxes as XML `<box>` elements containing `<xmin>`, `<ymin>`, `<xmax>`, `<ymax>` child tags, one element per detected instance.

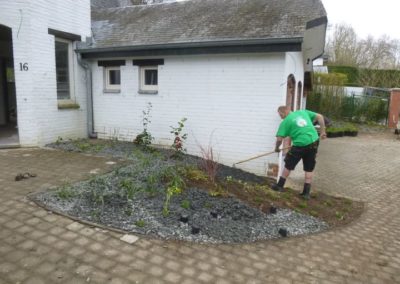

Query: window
<box><xmin>140</xmin><ymin>66</ymin><xmax>158</xmax><ymax>93</ymax></box>
<box><xmin>55</xmin><ymin>38</ymin><xmax>74</xmax><ymax>100</ymax></box>
<box><xmin>105</xmin><ymin>67</ymin><xmax>121</xmax><ymax>91</ymax></box>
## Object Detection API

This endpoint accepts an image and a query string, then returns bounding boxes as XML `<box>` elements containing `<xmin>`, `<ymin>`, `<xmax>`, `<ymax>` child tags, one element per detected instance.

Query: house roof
<box><xmin>79</xmin><ymin>0</ymin><xmax>326</xmax><ymax>57</ymax></box>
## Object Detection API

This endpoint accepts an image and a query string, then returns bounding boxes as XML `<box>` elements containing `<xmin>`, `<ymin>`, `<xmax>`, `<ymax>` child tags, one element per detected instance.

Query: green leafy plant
<box><xmin>55</xmin><ymin>136</ymin><xmax>63</xmax><ymax>145</ymax></box>
<box><xmin>335</xmin><ymin>211</ymin><xmax>344</xmax><ymax>220</ymax></box>
<box><xmin>88</xmin><ymin>176</ymin><xmax>109</xmax><ymax>206</ymax></box>
<box><xmin>297</xmin><ymin>201</ymin><xmax>308</xmax><ymax>209</ymax></box>
<box><xmin>56</xmin><ymin>182</ymin><xmax>76</xmax><ymax>200</ymax></box>
<box><xmin>162</xmin><ymin>169</ymin><xmax>185</xmax><ymax>217</ymax></box>
<box><xmin>134</xmin><ymin>102</ymin><xmax>154</xmax><ymax>147</ymax></box>
<box><xmin>119</xmin><ymin>179</ymin><xmax>141</xmax><ymax>200</ymax></box>
<box><xmin>208</xmin><ymin>184</ymin><xmax>226</xmax><ymax>197</ymax></box>
<box><xmin>184</xmin><ymin>167</ymin><xmax>208</xmax><ymax>182</ymax></box>
<box><xmin>225</xmin><ymin>176</ymin><xmax>234</xmax><ymax>183</ymax></box>
<box><xmin>163</xmin><ymin>184</ymin><xmax>182</xmax><ymax>217</ymax></box>
<box><xmin>181</xmin><ymin>199</ymin><xmax>191</xmax><ymax>210</ymax></box>
<box><xmin>145</xmin><ymin>173</ymin><xmax>161</xmax><ymax>195</ymax></box>
<box><xmin>77</xmin><ymin>142</ymin><xmax>91</xmax><ymax>152</ymax></box>
<box><xmin>135</xmin><ymin>220</ymin><xmax>146</xmax><ymax>227</ymax></box>
<box><xmin>170</xmin><ymin>118</ymin><xmax>188</xmax><ymax>154</ymax></box>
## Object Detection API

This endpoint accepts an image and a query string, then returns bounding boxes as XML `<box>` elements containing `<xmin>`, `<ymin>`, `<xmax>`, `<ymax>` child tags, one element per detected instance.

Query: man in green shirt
<box><xmin>271</xmin><ymin>106</ymin><xmax>327</xmax><ymax>199</ymax></box>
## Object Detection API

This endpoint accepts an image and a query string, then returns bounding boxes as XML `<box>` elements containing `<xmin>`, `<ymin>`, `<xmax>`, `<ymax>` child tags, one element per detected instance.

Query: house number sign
<box><xmin>19</xmin><ymin>63</ymin><xmax>29</xmax><ymax>71</ymax></box>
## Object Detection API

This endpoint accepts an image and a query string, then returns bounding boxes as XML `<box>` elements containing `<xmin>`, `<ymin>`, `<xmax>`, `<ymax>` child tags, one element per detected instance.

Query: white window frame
<box><xmin>140</xmin><ymin>66</ymin><xmax>158</xmax><ymax>92</ymax></box>
<box><xmin>104</xmin><ymin>66</ymin><xmax>121</xmax><ymax>91</ymax></box>
<box><xmin>55</xmin><ymin>37</ymin><xmax>74</xmax><ymax>101</ymax></box>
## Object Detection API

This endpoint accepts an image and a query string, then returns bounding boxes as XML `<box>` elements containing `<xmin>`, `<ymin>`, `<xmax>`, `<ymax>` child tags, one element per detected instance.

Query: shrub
<box><xmin>198</xmin><ymin>144</ymin><xmax>219</xmax><ymax>185</ymax></box>
<box><xmin>161</xmin><ymin>166</ymin><xmax>185</xmax><ymax>216</ymax></box>
<box><xmin>170</xmin><ymin>118</ymin><xmax>188</xmax><ymax>154</ymax></box>
<box><xmin>134</xmin><ymin>102</ymin><xmax>154</xmax><ymax>147</ymax></box>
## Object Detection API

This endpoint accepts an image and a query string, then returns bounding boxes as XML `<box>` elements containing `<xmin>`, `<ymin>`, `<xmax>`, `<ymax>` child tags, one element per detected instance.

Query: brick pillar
<box><xmin>388</xmin><ymin>89</ymin><xmax>400</xmax><ymax>128</ymax></box>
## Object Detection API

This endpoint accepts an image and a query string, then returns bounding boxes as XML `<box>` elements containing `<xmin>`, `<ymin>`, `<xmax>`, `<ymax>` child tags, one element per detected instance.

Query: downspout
<box><xmin>77</xmin><ymin>53</ymin><xmax>97</xmax><ymax>139</ymax></box>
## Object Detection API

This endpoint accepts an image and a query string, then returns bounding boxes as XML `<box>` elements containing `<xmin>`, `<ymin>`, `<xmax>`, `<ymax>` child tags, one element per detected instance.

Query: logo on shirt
<box><xmin>295</xmin><ymin>117</ymin><xmax>308</xmax><ymax>127</ymax></box>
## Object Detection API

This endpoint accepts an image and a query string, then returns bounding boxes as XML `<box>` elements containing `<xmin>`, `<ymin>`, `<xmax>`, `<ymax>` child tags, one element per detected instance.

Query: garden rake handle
<box><xmin>233</xmin><ymin>147</ymin><xmax>291</xmax><ymax>166</ymax></box>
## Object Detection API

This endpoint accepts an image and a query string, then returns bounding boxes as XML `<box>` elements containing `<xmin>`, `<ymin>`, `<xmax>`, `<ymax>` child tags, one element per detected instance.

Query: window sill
<box><xmin>57</xmin><ymin>101</ymin><xmax>80</xmax><ymax>110</ymax></box>
<box><xmin>138</xmin><ymin>90</ymin><xmax>158</xmax><ymax>95</ymax></box>
<box><xmin>103</xmin><ymin>89</ymin><xmax>121</xmax><ymax>94</ymax></box>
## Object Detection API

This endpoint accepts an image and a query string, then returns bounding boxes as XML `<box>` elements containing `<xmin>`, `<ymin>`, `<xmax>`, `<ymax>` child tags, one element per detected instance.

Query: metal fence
<box><xmin>308</xmin><ymin>86</ymin><xmax>390</xmax><ymax>124</ymax></box>
<box><xmin>341</xmin><ymin>94</ymin><xmax>390</xmax><ymax>124</ymax></box>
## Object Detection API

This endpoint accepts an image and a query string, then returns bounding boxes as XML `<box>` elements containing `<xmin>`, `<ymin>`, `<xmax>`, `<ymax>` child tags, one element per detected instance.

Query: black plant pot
<box><xmin>327</xmin><ymin>131</ymin><xmax>344</xmax><ymax>138</ymax></box>
<box><xmin>278</xmin><ymin>228</ymin><xmax>288</xmax><ymax>237</ymax></box>
<box><xmin>191</xmin><ymin>226</ymin><xmax>200</xmax><ymax>235</ymax></box>
<box><xmin>179</xmin><ymin>214</ymin><xmax>189</xmax><ymax>223</ymax></box>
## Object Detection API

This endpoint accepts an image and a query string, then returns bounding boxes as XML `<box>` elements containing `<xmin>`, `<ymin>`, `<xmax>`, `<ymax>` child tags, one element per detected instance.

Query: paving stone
<box><xmin>0</xmin><ymin>262</ymin><xmax>17</xmax><ymax>274</ymax></box>
<box><xmin>197</xmin><ymin>271</ymin><xmax>215</xmax><ymax>283</ymax></box>
<box><xmin>0</xmin><ymin>137</ymin><xmax>399</xmax><ymax>283</ymax></box>
<box><xmin>66</xmin><ymin>222</ymin><xmax>85</xmax><ymax>231</ymax></box>
<box><xmin>164</xmin><ymin>271</ymin><xmax>182</xmax><ymax>283</ymax></box>
<box><xmin>119</xmin><ymin>234</ymin><xmax>139</xmax><ymax>244</ymax></box>
<box><xmin>36</xmin><ymin>262</ymin><xmax>57</xmax><ymax>275</ymax></box>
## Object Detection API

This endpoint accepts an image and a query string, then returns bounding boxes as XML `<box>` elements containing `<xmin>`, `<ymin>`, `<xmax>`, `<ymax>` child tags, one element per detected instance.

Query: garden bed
<box><xmin>30</xmin><ymin>139</ymin><xmax>363</xmax><ymax>244</ymax></box>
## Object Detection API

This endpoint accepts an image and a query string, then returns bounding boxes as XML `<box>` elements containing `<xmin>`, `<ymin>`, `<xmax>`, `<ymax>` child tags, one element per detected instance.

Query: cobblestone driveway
<box><xmin>0</xmin><ymin>134</ymin><xmax>399</xmax><ymax>283</ymax></box>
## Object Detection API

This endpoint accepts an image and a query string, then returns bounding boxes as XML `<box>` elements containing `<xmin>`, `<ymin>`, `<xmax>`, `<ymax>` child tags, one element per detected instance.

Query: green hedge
<box><xmin>327</xmin><ymin>66</ymin><xmax>360</xmax><ymax>86</ymax></box>
<box><xmin>326</xmin><ymin>65</ymin><xmax>400</xmax><ymax>88</ymax></box>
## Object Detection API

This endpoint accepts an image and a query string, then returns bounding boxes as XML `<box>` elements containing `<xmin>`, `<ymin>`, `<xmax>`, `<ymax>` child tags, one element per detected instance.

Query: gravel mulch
<box><xmin>31</xmin><ymin>139</ymin><xmax>329</xmax><ymax>244</ymax></box>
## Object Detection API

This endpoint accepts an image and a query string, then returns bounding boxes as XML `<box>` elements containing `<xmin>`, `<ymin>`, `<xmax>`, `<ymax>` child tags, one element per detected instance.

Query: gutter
<box><xmin>77</xmin><ymin>53</ymin><xmax>97</xmax><ymax>139</ymax></box>
<box><xmin>75</xmin><ymin>37</ymin><xmax>304</xmax><ymax>58</ymax></box>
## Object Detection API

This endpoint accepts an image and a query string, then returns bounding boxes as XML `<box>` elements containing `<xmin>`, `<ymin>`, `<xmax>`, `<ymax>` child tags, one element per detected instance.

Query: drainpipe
<box><xmin>77</xmin><ymin>53</ymin><xmax>97</xmax><ymax>139</ymax></box>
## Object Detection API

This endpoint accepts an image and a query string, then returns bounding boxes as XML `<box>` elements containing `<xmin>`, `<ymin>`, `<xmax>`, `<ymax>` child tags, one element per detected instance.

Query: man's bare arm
<box><xmin>275</xmin><ymin>136</ymin><xmax>284</xmax><ymax>152</ymax></box>
<box><xmin>315</xmin><ymin>114</ymin><xmax>327</xmax><ymax>139</ymax></box>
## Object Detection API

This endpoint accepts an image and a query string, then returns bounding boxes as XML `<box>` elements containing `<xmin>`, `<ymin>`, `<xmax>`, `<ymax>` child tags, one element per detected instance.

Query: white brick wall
<box><xmin>0</xmin><ymin>0</ymin><xmax>91</xmax><ymax>146</ymax></box>
<box><xmin>91</xmin><ymin>53</ymin><xmax>304</xmax><ymax>175</ymax></box>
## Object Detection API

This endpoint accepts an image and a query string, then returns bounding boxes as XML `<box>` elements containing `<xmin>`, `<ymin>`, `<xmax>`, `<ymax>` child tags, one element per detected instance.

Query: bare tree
<box><xmin>326</xmin><ymin>24</ymin><xmax>361</xmax><ymax>67</ymax></box>
<box><xmin>326</xmin><ymin>23</ymin><xmax>400</xmax><ymax>70</ymax></box>
<box><xmin>358</xmin><ymin>36</ymin><xmax>400</xmax><ymax>69</ymax></box>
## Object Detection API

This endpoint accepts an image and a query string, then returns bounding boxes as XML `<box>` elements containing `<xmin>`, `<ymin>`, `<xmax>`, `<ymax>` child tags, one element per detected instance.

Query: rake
<box><xmin>232</xmin><ymin>147</ymin><xmax>291</xmax><ymax>168</ymax></box>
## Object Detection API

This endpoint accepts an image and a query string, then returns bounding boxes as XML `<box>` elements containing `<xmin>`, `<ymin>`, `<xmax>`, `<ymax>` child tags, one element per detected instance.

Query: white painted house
<box><xmin>0</xmin><ymin>0</ymin><xmax>327</xmax><ymax>176</ymax></box>
<box><xmin>0</xmin><ymin>0</ymin><xmax>91</xmax><ymax>147</ymax></box>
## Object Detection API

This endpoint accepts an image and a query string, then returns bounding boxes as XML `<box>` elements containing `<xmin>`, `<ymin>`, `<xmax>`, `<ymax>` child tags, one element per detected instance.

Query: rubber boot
<box><xmin>300</xmin><ymin>183</ymin><xmax>311</xmax><ymax>200</ymax></box>
<box><xmin>271</xmin><ymin>177</ymin><xmax>286</xmax><ymax>192</ymax></box>
<box><xmin>271</xmin><ymin>183</ymin><xmax>284</xmax><ymax>192</ymax></box>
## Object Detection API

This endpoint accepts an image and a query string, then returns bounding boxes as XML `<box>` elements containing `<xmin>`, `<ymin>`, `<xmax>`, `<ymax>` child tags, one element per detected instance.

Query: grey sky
<box><xmin>322</xmin><ymin>0</ymin><xmax>400</xmax><ymax>40</ymax></box>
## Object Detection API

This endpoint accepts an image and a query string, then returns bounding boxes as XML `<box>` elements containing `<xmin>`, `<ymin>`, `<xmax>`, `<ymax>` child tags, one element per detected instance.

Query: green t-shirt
<box><xmin>276</xmin><ymin>110</ymin><xmax>319</xmax><ymax>146</ymax></box>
